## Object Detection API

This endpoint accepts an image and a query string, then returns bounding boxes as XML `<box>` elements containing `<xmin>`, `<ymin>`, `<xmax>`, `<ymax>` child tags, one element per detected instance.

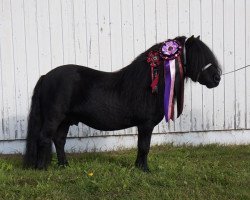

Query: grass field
<box><xmin>0</xmin><ymin>144</ymin><xmax>249</xmax><ymax>200</ymax></box>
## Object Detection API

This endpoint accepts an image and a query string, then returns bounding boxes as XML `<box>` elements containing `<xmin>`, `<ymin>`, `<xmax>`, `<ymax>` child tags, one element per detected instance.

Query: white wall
<box><xmin>0</xmin><ymin>0</ymin><xmax>250</xmax><ymax>146</ymax></box>
<box><xmin>1</xmin><ymin>130</ymin><xmax>250</xmax><ymax>154</ymax></box>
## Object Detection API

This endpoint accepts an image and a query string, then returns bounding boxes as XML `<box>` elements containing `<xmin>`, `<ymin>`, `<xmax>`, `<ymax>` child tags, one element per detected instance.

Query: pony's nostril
<box><xmin>214</xmin><ymin>75</ymin><xmax>221</xmax><ymax>83</ymax></box>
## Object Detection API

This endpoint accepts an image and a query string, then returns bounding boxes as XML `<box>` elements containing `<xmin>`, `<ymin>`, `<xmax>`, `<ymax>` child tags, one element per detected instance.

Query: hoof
<box><xmin>135</xmin><ymin>161</ymin><xmax>150</xmax><ymax>172</ymax></box>
<box><xmin>36</xmin><ymin>162</ymin><xmax>48</xmax><ymax>170</ymax></box>
<box><xmin>58</xmin><ymin>161</ymin><xmax>69</xmax><ymax>168</ymax></box>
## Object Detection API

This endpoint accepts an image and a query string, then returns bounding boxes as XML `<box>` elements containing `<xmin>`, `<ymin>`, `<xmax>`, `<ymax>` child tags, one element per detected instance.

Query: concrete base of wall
<box><xmin>0</xmin><ymin>130</ymin><xmax>250</xmax><ymax>154</ymax></box>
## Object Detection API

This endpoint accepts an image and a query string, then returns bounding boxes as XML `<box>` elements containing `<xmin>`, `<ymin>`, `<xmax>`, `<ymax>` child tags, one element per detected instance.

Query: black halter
<box><xmin>196</xmin><ymin>63</ymin><xmax>213</xmax><ymax>81</ymax></box>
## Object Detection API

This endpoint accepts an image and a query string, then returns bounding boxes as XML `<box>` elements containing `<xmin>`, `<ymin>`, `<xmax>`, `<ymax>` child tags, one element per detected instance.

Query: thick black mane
<box><xmin>118</xmin><ymin>36</ymin><xmax>187</xmax><ymax>88</ymax></box>
<box><xmin>115</xmin><ymin>36</ymin><xmax>186</xmax><ymax>106</ymax></box>
<box><xmin>125</xmin><ymin>35</ymin><xmax>221</xmax><ymax>83</ymax></box>
<box><xmin>131</xmin><ymin>36</ymin><xmax>187</xmax><ymax>65</ymax></box>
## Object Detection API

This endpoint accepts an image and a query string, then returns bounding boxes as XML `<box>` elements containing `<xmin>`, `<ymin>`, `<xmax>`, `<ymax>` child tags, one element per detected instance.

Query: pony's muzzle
<box><xmin>214</xmin><ymin>74</ymin><xmax>221</xmax><ymax>84</ymax></box>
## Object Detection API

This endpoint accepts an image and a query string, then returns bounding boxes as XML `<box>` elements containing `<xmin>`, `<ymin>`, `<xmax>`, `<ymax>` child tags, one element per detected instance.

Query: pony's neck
<box><xmin>120</xmin><ymin>61</ymin><xmax>151</xmax><ymax>88</ymax></box>
<box><xmin>117</xmin><ymin>36</ymin><xmax>187</xmax><ymax>95</ymax></box>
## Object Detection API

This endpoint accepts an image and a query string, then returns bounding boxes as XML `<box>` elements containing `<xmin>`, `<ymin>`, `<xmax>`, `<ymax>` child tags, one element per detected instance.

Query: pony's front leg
<box><xmin>135</xmin><ymin>125</ymin><xmax>154</xmax><ymax>172</ymax></box>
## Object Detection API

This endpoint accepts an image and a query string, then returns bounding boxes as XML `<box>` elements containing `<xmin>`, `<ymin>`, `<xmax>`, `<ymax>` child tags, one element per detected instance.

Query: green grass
<box><xmin>0</xmin><ymin>145</ymin><xmax>249</xmax><ymax>200</ymax></box>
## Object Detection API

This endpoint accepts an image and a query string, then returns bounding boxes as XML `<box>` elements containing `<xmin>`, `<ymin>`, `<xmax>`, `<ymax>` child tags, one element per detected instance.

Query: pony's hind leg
<box><xmin>36</xmin><ymin>129</ymin><xmax>53</xmax><ymax>170</ymax></box>
<box><xmin>53</xmin><ymin>121</ymin><xmax>70</xmax><ymax>167</ymax></box>
<box><xmin>36</xmin><ymin>120</ymin><xmax>61</xmax><ymax>170</ymax></box>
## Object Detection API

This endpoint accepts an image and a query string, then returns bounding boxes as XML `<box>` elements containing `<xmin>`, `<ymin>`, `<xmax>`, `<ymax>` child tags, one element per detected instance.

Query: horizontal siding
<box><xmin>0</xmin><ymin>0</ymin><xmax>249</xmax><ymax>140</ymax></box>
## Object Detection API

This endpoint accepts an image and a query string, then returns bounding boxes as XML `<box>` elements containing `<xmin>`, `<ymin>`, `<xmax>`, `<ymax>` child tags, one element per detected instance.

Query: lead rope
<box><xmin>221</xmin><ymin>64</ymin><xmax>250</xmax><ymax>76</ymax></box>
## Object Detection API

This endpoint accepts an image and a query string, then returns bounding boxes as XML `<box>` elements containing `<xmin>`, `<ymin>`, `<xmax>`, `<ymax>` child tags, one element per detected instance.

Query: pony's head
<box><xmin>184</xmin><ymin>35</ymin><xmax>221</xmax><ymax>88</ymax></box>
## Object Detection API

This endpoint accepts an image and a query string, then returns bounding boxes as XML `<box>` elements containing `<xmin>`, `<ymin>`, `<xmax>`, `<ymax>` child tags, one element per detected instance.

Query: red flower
<box><xmin>147</xmin><ymin>51</ymin><xmax>161</xmax><ymax>67</ymax></box>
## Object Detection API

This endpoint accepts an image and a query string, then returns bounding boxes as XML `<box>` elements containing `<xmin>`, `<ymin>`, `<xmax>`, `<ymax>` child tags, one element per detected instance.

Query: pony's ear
<box><xmin>196</xmin><ymin>35</ymin><xmax>200</xmax><ymax>40</ymax></box>
<box><xmin>186</xmin><ymin>35</ymin><xmax>195</xmax><ymax>44</ymax></box>
<box><xmin>174</xmin><ymin>36</ymin><xmax>186</xmax><ymax>45</ymax></box>
<box><xmin>189</xmin><ymin>35</ymin><xmax>195</xmax><ymax>41</ymax></box>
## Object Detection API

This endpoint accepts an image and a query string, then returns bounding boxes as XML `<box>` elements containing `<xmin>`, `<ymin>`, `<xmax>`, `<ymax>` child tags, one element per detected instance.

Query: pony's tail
<box><xmin>23</xmin><ymin>76</ymin><xmax>44</xmax><ymax>168</ymax></box>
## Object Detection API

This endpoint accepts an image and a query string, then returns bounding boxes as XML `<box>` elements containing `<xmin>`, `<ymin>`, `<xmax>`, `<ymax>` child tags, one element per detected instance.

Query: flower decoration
<box><xmin>161</xmin><ymin>40</ymin><xmax>182</xmax><ymax>60</ymax></box>
<box><xmin>146</xmin><ymin>39</ymin><xmax>184</xmax><ymax>120</ymax></box>
<box><xmin>147</xmin><ymin>51</ymin><xmax>161</xmax><ymax>67</ymax></box>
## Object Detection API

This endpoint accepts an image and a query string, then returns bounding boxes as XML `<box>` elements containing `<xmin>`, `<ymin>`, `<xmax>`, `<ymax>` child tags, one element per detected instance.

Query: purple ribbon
<box><xmin>164</xmin><ymin>59</ymin><xmax>177</xmax><ymax>122</ymax></box>
<box><xmin>162</xmin><ymin>39</ymin><xmax>184</xmax><ymax>122</ymax></box>
<box><xmin>164</xmin><ymin>60</ymin><xmax>171</xmax><ymax>122</ymax></box>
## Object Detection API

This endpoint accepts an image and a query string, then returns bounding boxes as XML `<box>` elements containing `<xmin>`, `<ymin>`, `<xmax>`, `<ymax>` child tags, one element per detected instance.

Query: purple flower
<box><xmin>162</xmin><ymin>41</ymin><xmax>179</xmax><ymax>56</ymax></box>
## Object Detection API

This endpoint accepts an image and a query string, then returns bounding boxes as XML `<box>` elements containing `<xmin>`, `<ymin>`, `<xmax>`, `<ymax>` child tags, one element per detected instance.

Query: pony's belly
<box><xmin>72</xmin><ymin>97</ymin><xmax>136</xmax><ymax>131</ymax></box>
<box><xmin>80</xmin><ymin>120</ymin><xmax>134</xmax><ymax>131</ymax></box>
<box><xmin>75</xmin><ymin>112</ymin><xmax>135</xmax><ymax>131</ymax></box>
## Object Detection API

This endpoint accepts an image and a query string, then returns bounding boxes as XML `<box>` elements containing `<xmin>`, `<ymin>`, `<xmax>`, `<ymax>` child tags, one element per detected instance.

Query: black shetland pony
<box><xmin>24</xmin><ymin>36</ymin><xmax>221</xmax><ymax>171</ymax></box>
